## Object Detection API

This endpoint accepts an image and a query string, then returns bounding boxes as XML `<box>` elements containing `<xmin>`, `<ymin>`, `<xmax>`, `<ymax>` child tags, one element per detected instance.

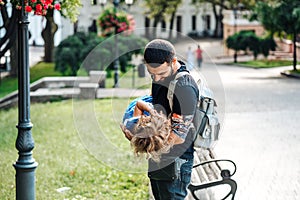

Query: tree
<box><xmin>226</xmin><ymin>32</ymin><xmax>244</xmax><ymax>63</ymax></box>
<box><xmin>144</xmin><ymin>0</ymin><xmax>182</xmax><ymax>39</ymax></box>
<box><xmin>250</xmin><ymin>1</ymin><xmax>280</xmax><ymax>38</ymax></box>
<box><xmin>226</xmin><ymin>30</ymin><xmax>269</xmax><ymax>61</ymax></box>
<box><xmin>54</xmin><ymin>33</ymin><xmax>84</xmax><ymax>76</ymax></box>
<box><xmin>260</xmin><ymin>37</ymin><xmax>276</xmax><ymax>58</ymax></box>
<box><xmin>55</xmin><ymin>32</ymin><xmax>148</xmax><ymax>76</ymax></box>
<box><xmin>190</xmin><ymin>0</ymin><xmax>275</xmax><ymax>38</ymax></box>
<box><xmin>165</xmin><ymin>0</ymin><xmax>182</xmax><ymax>39</ymax></box>
<box><xmin>252</xmin><ymin>0</ymin><xmax>300</xmax><ymax>71</ymax></box>
<box><xmin>0</xmin><ymin>0</ymin><xmax>82</xmax><ymax>78</ymax></box>
<box><xmin>275</xmin><ymin>0</ymin><xmax>300</xmax><ymax>71</ymax></box>
<box><xmin>191</xmin><ymin>0</ymin><xmax>227</xmax><ymax>38</ymax></box>
<box><xmin>0</xmin><ymin>1</ymin><xmax>18</xmax><ymax>77</ymax></box>
<box><xmin>240</xmin><ymin>31</ymin><xmax>260</xmax><ymax>60</ymax></box>
<box><xmin>42</xmin><ymin>0</ymin><xmax>82</xmax><ymax>62</ymax></box>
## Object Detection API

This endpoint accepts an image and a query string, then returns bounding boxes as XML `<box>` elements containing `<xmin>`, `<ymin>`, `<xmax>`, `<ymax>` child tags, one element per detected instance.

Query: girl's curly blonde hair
<box><xmin>130</xmin><ymin>110</ymin><xmax>173</xmax><ymax>162</ymax></box>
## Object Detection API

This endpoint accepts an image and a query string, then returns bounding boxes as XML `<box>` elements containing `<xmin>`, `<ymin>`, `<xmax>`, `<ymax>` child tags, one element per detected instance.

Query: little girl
<box><xmin>120</xmin><ymin>95</ymin><xmax>174</xmax><ymax>162</ymax></box>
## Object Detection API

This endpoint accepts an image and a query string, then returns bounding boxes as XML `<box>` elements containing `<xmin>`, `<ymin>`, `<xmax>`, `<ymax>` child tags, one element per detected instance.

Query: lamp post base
<box><xmin>14</xmin><ymin>152</ymin><xmax>38</xmax><ymax>200</ymax></box>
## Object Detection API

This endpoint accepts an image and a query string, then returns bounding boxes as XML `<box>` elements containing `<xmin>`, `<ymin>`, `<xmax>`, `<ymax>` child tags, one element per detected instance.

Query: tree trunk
<box><xmin>212</xmin><ymin>4</ymin><xmax>223</xmax><ymax>38</ymax></box>
<box><xmin>145</xmin><ymin>17</ymin><xmax>150</xmax><ymax>39</ymax></box>
<box><xmin>0</xmin><ymin>6</ymin><xmax>18</xmax><ymax>77</ymax></box>
<box><xmin>293</xmin><ymin>32</ymin><xmax>297</xmax><ymax>71</ymax></box>
<box><xmin>151</xmin><ymin>16</ymin><xmax>160</xmax><ymax>39</ymax></box>
<box><xmin>42</xmin><ymin>10</ymin><xmax>58</xmax><ymax>62</ymax></box>
<box><xmin>168</xmin><ymin>10</ymin><xmax>176</xmax><ymax>40</ymax></box>
<box><xmin>212</xmin><ymin>4</ymin><xmax>218</xmax><ymax>38</ymax></box>
<box><xmin>234</xmin><ymin>51</ymin><xmax>237</xmax><ymax>63</ymax></box>
<box><xmin>219</xmin><ymin>13</ymin><xmax>224</xmax><ymax>38</ymax></box>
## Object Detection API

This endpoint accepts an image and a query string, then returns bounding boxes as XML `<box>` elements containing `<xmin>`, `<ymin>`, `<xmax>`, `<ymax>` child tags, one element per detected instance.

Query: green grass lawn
<box><xmin>236</xmin><ymin>59</ymin><xmax>300</xmax><ymax>68</ymax></box>
<box><xmin>0</xmin><ymin>62</ymin><xmax>61</xmax><ymax>98</ymax></box>
<box><xmin>0</xmin><ymin>99</ymin><xmax>149</xmax><ymax>199</ymax></box>
<box><xmin>291</xmin><ymin>69</ymin><xmax>300</xmax><ymax>74</ymax></box>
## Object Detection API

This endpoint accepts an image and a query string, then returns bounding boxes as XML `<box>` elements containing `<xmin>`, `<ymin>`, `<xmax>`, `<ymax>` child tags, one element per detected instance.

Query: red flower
<box><xmin>35</xmin><ymin>4</ymin><xmax>42</xmax><ymax>12</ymax></box>
<box><xmin>54</xmin><ymin>3</ymin><xmax>61</xmax><ymax>10</ymax></box>
<box><xmin>6</xmin><ymin>0</ymin><xmax>62</xmax><ymax>16</ymax></box>
<box><xmin>34</xmin><ymin>10</ymin><xmax>43</xmax><ymax>15</ymax></box>
<box><xmin>25</xmin><ymin>5</ymin><xmax>32</xmax><ymax>12</ymax></box>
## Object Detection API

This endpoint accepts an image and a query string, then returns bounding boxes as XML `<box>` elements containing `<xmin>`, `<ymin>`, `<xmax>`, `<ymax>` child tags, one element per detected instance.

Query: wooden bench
<box><xmin>186</xmin><ymin>148</ymin><xmax>237</xmax><ymax>200</ymax></box>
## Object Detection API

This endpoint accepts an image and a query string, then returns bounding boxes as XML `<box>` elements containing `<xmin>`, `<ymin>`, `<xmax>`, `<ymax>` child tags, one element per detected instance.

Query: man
<box><xmin>143</xmin><ymin>39</ymin><xmax>199</xmax><ymax>199</ymax></box>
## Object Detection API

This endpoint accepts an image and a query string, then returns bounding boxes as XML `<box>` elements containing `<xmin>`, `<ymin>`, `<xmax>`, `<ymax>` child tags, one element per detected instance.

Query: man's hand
<box><xmin>120</xmin><ymin>124</ymin><xmax>133</xmax><ymax>141</ymax></box>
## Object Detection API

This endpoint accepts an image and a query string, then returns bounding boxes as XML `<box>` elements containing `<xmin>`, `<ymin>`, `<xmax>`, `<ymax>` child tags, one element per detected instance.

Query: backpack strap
<box><xmin>167</xmin><ymin>71</ymin><xmax>190</xmax><ymax>111</ymax></box>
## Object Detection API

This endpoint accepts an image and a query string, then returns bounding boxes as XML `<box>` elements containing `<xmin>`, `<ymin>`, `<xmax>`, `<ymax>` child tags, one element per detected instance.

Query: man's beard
<box><xmin>153</xmin><ymin>67</ymin><xmax>175</xmax><ymax>87</ymax></box>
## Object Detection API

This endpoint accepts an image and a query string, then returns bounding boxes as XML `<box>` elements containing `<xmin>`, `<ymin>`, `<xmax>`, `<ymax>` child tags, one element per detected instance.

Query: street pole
<box><xmin>13</xmin><ymin>1</ymin><xmax>38</xmax><ymax>199</ymax></box>
<box><xmin>100</xmin><ymin>0</ymin><xmax>133</xmax><ymax>88</ymax></box>
<box><xmin>113</xmin><ymin>28</ymin><xmax>119</xmax><ymax>88</ymax></box>
<box><xmin>113</xmin><ymin>0</ymin><xmax>120</xmax><ymax>88</ymax></box>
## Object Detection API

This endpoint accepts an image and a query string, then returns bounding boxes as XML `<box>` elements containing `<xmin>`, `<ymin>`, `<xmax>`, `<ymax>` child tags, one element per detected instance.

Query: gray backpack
<box><xmin>167</xmin><ymin>71</ymin><xmax>220</xmax><ymax>149</ymax></box>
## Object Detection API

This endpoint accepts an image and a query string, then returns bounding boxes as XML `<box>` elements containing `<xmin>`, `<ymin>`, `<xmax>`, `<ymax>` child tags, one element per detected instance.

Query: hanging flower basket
<box><xmin>1</xmin><ymin>0</ymin><xmax>61</xmax><ymax>16</ymax></box>
<box><xmin>98</xmin><ymin>7</ymin><xmax>134</xmax><ymax>37</ymax></box>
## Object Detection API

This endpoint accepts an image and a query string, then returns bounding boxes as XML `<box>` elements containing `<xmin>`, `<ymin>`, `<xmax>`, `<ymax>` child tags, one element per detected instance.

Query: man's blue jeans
<box><xmin>150</xmin><ymin>158</ymin><xmax>194</xmax><ymax>200</ymax></box>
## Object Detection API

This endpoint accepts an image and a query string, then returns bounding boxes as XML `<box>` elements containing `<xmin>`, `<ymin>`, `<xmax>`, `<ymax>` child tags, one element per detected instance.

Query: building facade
<box><xmin>77</xmin><ymin>0</ymin><xmax>216</xmax><ymax>39</ymax></box>
<box><xmin>28</xmin><ymin>0</ymin><xmax>266</xmax><ymax>54</ymax></box>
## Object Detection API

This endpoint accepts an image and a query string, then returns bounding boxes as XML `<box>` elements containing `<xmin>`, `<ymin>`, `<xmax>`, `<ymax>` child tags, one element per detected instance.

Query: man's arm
<box><xmin>171</xmin><ymin>82</ymin><xmax>198</xmax><ymax>143</ymax></box>
<box><xmin>133</xmin><ymin>100</ymin><xmax>153</xmax><ymax>116</ymax></box>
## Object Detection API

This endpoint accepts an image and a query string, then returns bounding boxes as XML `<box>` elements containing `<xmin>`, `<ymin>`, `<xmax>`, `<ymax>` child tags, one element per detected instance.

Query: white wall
<box><xmin>26</xmin><ymin>1</ymin><xmax>221</xmax><ymax>47</ymax></box>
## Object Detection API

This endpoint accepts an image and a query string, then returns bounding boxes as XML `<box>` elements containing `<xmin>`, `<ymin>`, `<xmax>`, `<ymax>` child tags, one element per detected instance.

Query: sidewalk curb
<box><xmin>280</xmin><ymin>70</ymin><xmax>300</xmax><ymax>79</ymax></box>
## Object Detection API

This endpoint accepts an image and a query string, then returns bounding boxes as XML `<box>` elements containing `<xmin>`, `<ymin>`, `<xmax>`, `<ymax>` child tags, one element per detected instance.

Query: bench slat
<box><xmin>186</xmin><ymin>148</ymin><xmax>221</xmax><ymax>200</ymax></box>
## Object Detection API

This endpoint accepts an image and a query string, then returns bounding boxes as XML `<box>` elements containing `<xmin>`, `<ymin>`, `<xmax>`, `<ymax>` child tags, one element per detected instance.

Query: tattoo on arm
<box><xmin>171</xmin><ymin>113</ymin><xmax>194</xmax><ymax>140</ymax></box>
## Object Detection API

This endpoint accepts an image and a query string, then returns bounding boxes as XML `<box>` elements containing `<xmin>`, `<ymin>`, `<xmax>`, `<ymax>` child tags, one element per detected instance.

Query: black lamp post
<box><xmin>13</xmin><ymin>0</ymin><xmax>38</xmax><ymax>200</ymax></box>
<box><xmin>99</xmin><ymin>0</ymin><xmax>133</xmax><ymax>88</ymax></box>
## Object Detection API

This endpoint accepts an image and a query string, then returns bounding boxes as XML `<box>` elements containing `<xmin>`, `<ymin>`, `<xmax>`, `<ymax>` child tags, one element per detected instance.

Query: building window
<box><xmin>206</xmin><ymin>15</ymin><xmax>211</xmax><ymax>30</ymax></box>
<box><xmin>192</xmin><ymin>15</ymin><xmax>196</xmax><ymax>31</ymax></box>
<box><xmin>176</xmin><ymin>16</ymin><xmax>182</xmax><ymax>33</ymax></box>
<box><xmin>145</xmin><ymin>17</ymin><xmax>150</xmax><ymax>37</ymax></box>
<box><xmin>91</xmin><ymin>0</ymin><xmax>97</xmax><ymax>5</ymax></box>
<box><xmin>145</xmin><ymin>17</ymin><xmax>150</xmax><ymax>27</ymax></box>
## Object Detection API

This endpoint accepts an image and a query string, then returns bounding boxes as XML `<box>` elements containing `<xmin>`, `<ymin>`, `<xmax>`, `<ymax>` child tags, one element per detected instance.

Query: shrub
<box><xmin>55</xmin><ymin>34</ymin><xmax>83</xmax><ymax>76</ymax></box>
<box><xmin>55</xmin><ymin>32</ymin><xmax>148</xmax><ymax>76</ymax></box>
<box><xmin>260</xmin><ymin>37</ymin><xmax>277</xmax><ymax>58</ymax></box>
<box><xmin>226</xmin><ymin>31</ymin><xmax>277</xmax><ymax>61</ymax></box>
<box><xmin>240</xmin><ymin>31</ymin><xmax>261</xmax><ymax>59</ymax></box>
<box><xmin>85</xmin><ymin>34</ymin><xmax>148</xmax><ymax>73</ymax></box>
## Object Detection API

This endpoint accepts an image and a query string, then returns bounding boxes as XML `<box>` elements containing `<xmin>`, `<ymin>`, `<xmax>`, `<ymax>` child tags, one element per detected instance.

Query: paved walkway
<box><xmin>212</xmin><ymin>65</ymin><xmax>300</xmax><ymax>200</ymax></box>
<box><xmin>174</xmin><ymin>39</ymin><xmax>300</xmax><ymax>200</ymax></box>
